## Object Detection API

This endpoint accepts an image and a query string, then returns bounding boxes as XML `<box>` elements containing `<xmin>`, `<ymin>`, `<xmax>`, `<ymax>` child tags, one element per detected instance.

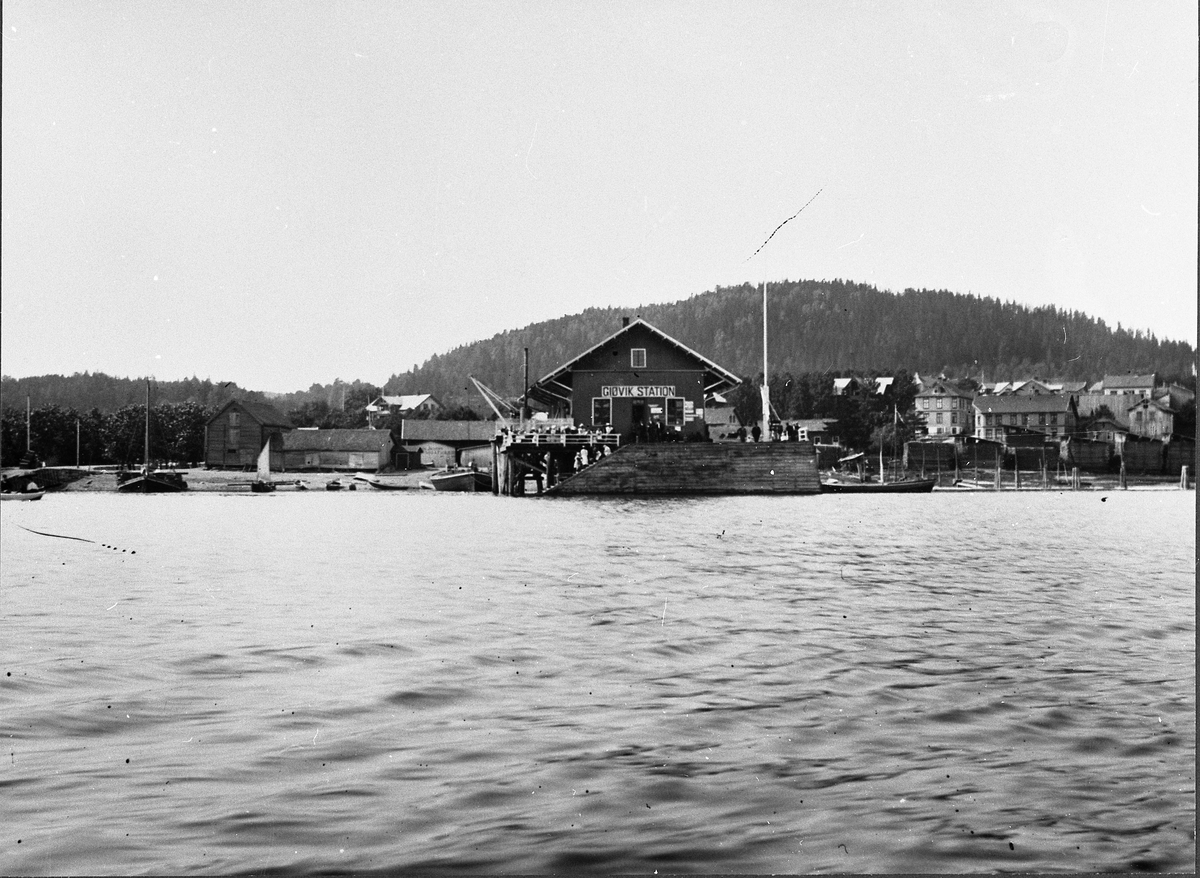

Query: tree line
<box><xmin>1</xmin><ymin>393</ymin><xmax>486</xmax><ymax>468</ymax></box>
<box><xmin>382</xmin><ymin>280</ymin><xmax>1196</xmax><ymax>407</ymax></box>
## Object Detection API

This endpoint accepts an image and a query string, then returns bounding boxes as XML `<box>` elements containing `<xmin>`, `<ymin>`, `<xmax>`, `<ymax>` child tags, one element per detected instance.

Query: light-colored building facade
<box><xmin>915</xmin><ymin>379</ymin><xmax>974</xmax><ymax>437</ymax></box>
<box><xmin>973</xmin><ymin>394</ymin><xmax>1078</xmax><ymax>443</ymax></box>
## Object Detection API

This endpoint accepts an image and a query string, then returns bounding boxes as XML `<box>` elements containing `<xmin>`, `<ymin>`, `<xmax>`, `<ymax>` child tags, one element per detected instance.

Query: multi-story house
<box><xmin>1126</xmin><ymin>398</ymin><xmax>1175</xmax><ymax>440</ymax></box>
<box><xmin>365</xmin><ymin>393</ymin><xmax>443</xmax><ymax>428</ymax></box>
<box><xmin>973</xmin><ymin>394</ymin><xmax>1079</xmax><ymax>443</ymax></box>
<box><xmin>914</xmin><ymin>379</ymin><xmax>974</xmax><ymax>437</ymax></box>
<box><xmin>1100</xmin><ymin>373</ymin><xmax>1156</xmax><ymax>398</ymax></box>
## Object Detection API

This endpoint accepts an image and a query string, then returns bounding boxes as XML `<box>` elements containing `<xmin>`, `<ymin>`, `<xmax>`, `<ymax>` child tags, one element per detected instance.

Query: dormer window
<box><xmin>630</xmin><ymin>348</ymin><xmax>646</xmax><ymax>368</ymax></box>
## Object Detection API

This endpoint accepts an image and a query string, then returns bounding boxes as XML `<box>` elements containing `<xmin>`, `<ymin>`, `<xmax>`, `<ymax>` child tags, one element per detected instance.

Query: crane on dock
<box><xmin>469</xmin><ymin>376</ymin><xmax>520</xmax><ymax>428</ymax></box>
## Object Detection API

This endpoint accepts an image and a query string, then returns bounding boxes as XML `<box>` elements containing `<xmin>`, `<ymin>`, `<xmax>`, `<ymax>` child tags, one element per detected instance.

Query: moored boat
<box><xmin>819</xmin><ymin>475</ymin><xmax>936</xmax><ymax>494</ymax></box>
<box><xmin>1</xmin><ymin>488</ymin><xmax>44</xmax><ymax>501</ymax></box>
<box><xmin>117</xmin><ymin>469</ymin><xmax>188</xmax><ymax>493</ymax></box>
<box><xmin>116</xmin><ymin>381</ymin><xmax>188</xmax><ymax>494</ymax></box>
<box><xmin>429</xmin><ymin>467</ymin><xmax>490</xmax><ymax>492</ymax></box>
<box><xmin>354</xmin><ymin>473</ymin><xmax>412</xmax><ymax>491</ymax></box>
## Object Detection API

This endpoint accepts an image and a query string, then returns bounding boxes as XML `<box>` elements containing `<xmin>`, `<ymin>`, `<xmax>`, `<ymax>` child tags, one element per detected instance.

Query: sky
<box><xmin>3</xmin><ymin>1</ymin><xmax>1196</xmax><ymax>392</ymax></box>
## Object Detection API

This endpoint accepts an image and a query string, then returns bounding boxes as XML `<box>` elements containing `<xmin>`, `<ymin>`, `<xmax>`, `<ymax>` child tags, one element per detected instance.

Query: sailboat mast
<box><xmin>144</xmin><ymin>380</ymin><xmax>151</xmax><ymax>471</ymax></box>
<box><xmin>761</xmin><ymin>277</ymin><xmax>770</xmax><ymax>441</ymax></box>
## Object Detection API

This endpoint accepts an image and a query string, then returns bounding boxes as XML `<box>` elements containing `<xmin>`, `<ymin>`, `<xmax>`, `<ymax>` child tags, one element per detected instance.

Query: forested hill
<box><xmin>0</xmin><ymin>373</ymin><xmax>271</xmax><ymax>415</ymax></box>
<box><xmin>3</xmin><ymin>281</ymin><xmax>1193</xmax><ymax>413</ymax></box>
<box><xmin>384</xmin><ymin>280</ymin><xmax>1195</xmax><ymax>403</ymax></box>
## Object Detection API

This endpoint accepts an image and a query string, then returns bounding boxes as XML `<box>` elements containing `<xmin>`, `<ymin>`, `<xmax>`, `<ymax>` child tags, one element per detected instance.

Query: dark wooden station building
<box><xmin>526</xmin><ymin>317</ymin><xmax>742</xmax><ymax>442</ymax></box>
<box><xmin>495</xmin><ymin>317</ymin><xmax>821</xmax><ymax>496</ymax></box>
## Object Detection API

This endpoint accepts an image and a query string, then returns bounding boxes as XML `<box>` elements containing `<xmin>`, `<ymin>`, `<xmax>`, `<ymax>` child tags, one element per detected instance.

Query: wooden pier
<box><xmin>500</xmin><ymin>440</ymin><xmax>822</xmax><ymax>496</ymax></box>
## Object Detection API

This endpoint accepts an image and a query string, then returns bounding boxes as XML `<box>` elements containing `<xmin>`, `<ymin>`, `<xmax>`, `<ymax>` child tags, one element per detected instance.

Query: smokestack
<box><xmin>622</xmin><ymin>316</ymin><xmax>630</xmax><ymax>327</ymax></box>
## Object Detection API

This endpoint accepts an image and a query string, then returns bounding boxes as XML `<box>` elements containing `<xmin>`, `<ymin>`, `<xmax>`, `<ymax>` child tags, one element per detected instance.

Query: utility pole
<box><xmin>523</xmin><ymin>348</ymin><xmax>530</xmax><ymax>426</ymax></box>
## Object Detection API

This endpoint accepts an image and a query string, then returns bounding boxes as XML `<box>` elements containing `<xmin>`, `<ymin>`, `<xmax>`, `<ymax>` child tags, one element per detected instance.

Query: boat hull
<box><xmin>820</xmin><ymin>478</ymin><xmax>936</xmax><ymax>494</ymax></box>
<box><xmin>363</xmin><ymin>478</ymin><xmax>411</xmax><ymax>491</ymax></box>
<box><xmin>1</xmin><ymin>490</ymin><xmax>44</xmax><ymax>501</ymax></box>
<box><xmin>116</xmin><ymin>472</ymin><xmax>188</xmax><ymax>493</ymax></box>
<box><xmin>429</xmin><ymin>470</ymin><xmax>490</xmax><ymax>492</ymax></box>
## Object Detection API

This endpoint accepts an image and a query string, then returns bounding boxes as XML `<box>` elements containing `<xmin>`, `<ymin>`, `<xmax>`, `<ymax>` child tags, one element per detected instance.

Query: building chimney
<box><xmin>622</xmin><ymin>316</ymin><xmax>630</xmax><ymax>327</ymax></box>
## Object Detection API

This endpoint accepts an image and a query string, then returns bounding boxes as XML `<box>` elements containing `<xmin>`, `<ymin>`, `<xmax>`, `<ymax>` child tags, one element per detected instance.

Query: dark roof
<box><xmin>1102</xmin><ymin>373</ymin><xmax>1156</xmax><ymax>390</ymax></box>
<box><xmin>281</xmin><ymin>429</ymin><xmax>392</xmax><ymax>452</ymax></box>
<box><xmin>398</xmin><ymin>420</ymin><xmax>497</xmax><ymax>442</ymax></box>
<box><xmin>207</xmin><ymin>399</ymin><xmax>294</xmax><ymax>429</ymax></box>
<box><xmin>1127</xmin><ymin>398</ymin><xmax>1175</xmax><ymax>414</ymax></box>
<box><xmin>529</xmin><ymin>318</ymin><xmax>741</xmax><ymax>405</ymax></box>
<box><xmin>973</xmin><ymin>395</ymin><xmax>1076</xmax><ymax>414</ymax></box>
<box><xmin>916</xmin><ymin>379</ymin><xmax>972</xmax><ymax>399</ymax></box>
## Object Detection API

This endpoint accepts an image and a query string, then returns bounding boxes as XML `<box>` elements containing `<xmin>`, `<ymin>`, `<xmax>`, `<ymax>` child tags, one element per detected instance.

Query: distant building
<box><xmin>705</xmin><ymin>392</ymin><xmax>744</xmax><ymax>441</ymax></box>
<box><xmin>973</xmin><ymin>394</ymin><xmax>1079</xmax><ymax>443</ymax></box>
<box><xmin>1087</xmin><ymin>415</ymin><xmax>1128</xmax><ymax>445</ymax></box>
<box><xmin>365</xmin><ymin>394</ymin><xmax>443</xmax><ymax>428</ymax></box>
<box><xmin>1156</xmin><ymin>382</ymin><xmax>1195</xmax><ymax>410</ymax></box>
<box><xmin>395</xmin><ymin>420</ymin><xmax>498</xmax><ymax>469</ymax></box>
<box><xmin>1100</xmin><ymin>373</ymin><xmax>1156</xmax><ymax>398</ymax></box>
<box><xmin>205</xmin><ymin>400</ymin><xmax>294</xmax><ymax>470</ymax></box>
<box><xmin>915</xmin><ymin>379</ymin><xmax>974</xmax><ymax>437</ymax></box>
<box><xmin>1126</xmin><ymin>398</ymin><xmax>1175</xmax><ymax>440</ymax></box>
<box><xmin>281</xmin><ymin>429</ymin><xmax>393</xmax><ymax>471</ymax></box>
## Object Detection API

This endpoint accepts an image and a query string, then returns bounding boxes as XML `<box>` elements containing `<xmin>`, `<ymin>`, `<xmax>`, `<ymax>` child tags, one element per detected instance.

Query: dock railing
<box><xmin>503</xmin><ymin>430</ymin><xmax>621</xmax><ymax>450</ymax></box>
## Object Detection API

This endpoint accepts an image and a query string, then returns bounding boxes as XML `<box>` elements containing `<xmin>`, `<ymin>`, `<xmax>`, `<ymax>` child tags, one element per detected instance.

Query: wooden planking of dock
<box><xmin>547</xmin><ymin>442</ymin><xmax>821</xmax><ymax>496</ymax></box>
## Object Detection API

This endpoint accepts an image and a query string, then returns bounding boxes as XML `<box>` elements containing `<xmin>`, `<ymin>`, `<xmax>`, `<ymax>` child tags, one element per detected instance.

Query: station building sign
<box><xmin>601</xmin><ymin>385</ymin><xmax>676</xmax><ymax>398</ymax></box>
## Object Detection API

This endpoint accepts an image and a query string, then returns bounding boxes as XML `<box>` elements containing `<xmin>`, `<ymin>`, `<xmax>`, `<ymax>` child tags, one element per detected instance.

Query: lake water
<box><xmin>2</xmin><ymin>489</ymin><xmax>1194</xmax><ymax>874</ymax></box>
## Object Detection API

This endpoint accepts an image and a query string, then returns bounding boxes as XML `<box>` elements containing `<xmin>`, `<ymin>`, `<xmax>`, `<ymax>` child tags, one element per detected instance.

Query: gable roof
<box><xmin>528</xmin><ymin>318</ymin><xmax>741</xmax><ymax>405</ymax></box>
<box><xmin>281</xmin><ymin>429</ymin><xmax>392</xmax><ymax>452</ymax></box>
<box><xmin>917</xmin><ymin>379</ymin><xmax>972</xmax><ymax>399</ymax></box>
<box><xmin>398</xmin><ymin>420</ymin><xmax>497</xmax><ymax>443</ymax></box>
<box><xmin>367</xmin><ymin>394</ymin><xmax>441</xmax><ymax>412</ymax></box>
<box><xmin>207</xmin><ymin>399</ymin><xmax>293</xmax><ymax>429</ymax></box>
<box><xmin>1127</xmin><ymin>398</ymin><xmax>1175</xmax><ymax>414</ymax></box>
<box><xmin>1102</xmin><ymin>373</ymin><xmax>1156</xmax><ymax>391</ymax></box>
<box><xmin>973</xmin><ymin>394</ymin><xmax>1077</xmax><ymax>414</ymax></box>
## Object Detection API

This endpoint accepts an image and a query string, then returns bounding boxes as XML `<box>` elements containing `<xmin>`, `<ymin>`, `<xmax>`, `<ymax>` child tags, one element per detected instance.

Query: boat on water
<box><xmin>820</xmin><ymin>450</ymin><xmax>935</xmax><ymax>494</ymax></box>
<box><xmin>1</xmin><ymin>488</ymin><xmax>44</xmax><ymax>501</ymax></box>
<box><xmin>820</xmin><ymin>475</ymin><xmax>936</xmax><ymax>494</ymax></box>
<box><xmin>117</xmin><ymin>468</ymin><xmax>188</xmax><ymax>493</ymax></box>
<box><xmin>429</xmin><ymin>466</ymin><xmax>491</xmax><ymax>493</ymax></box>
<box><xmin>116</xmin><ymin>382</ymin><xmax>188</xmax><ymax>494</ymax></box>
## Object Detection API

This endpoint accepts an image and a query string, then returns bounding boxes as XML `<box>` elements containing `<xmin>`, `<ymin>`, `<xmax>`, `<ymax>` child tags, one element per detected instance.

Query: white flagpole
<box><xmin>744</xmin><ymin>189</ymin><xmax>823</xmax><ymax>444</ymax></box>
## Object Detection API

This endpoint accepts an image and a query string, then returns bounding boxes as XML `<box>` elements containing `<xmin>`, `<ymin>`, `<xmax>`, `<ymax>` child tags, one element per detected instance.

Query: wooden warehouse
<box><xmin>526</xmin><ymin>317</ymin><xmax>742</xmax><ymax>442</ymax></box>
<box><xmin>281</xmin><ymin>429</ymin><xmax>393</xmax><ymax>472</ymax></box>
<box><xmin>205</xmin><ymin>401</ymin><xmax>294</xmax><ymax>470</ymax></box>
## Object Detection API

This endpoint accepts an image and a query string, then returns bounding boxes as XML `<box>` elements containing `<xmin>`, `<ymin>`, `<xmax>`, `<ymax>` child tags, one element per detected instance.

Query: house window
<box><xmin>921</xmin><ymin>399</ymin><xmax>929</xmax><ymax>410</ymax></box>
<box><xmin>936</xmin><ymin>413</ymin><xmax>943</xmax><ymax>424</ymax></box>
<box><xmin>936</xmin><ymin>399</ymin><xmax>944</xmax><ymax>409</ymax></box>
<box><xmin>1022</xmin><ymin>414</ymin><xmax>1029</xmax><ymax>426</ymax></box>
<box><xmin>630</xmin><ymin>348</ymin><xmax>646</xmax><ymax>368</ymax></box>
<box><xmin>951</xmin><ymin>412</ymin><xmax>958</xmax><ymax>424</ymax></box>
<box><xmin>592</xmin><ymin>398</ymin><xmax>611</xmax><ymax>427</ymax></box>
<box><xmin>348</xmin><ymin>452</ymin><xmax>366</xmax><ymax>468</ymax></box>
<box><xmin>229</xmin><ymin>413</ymin><xmax>240</xmax><ymax>427</ymax></box>
<box><xmin>666</xmin><ymin>398</ymin><xmax>685</xmax><ymax>427</ymax></box>
<box><xmin>1038</xmin><ymin>413</ymin><xmax>1046</xmax><ymax>426</ymax></box>
<box><xmin>228</xmin><ymin>426</ymin><xmax>240</xmax><ymax>446</ymax></box>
